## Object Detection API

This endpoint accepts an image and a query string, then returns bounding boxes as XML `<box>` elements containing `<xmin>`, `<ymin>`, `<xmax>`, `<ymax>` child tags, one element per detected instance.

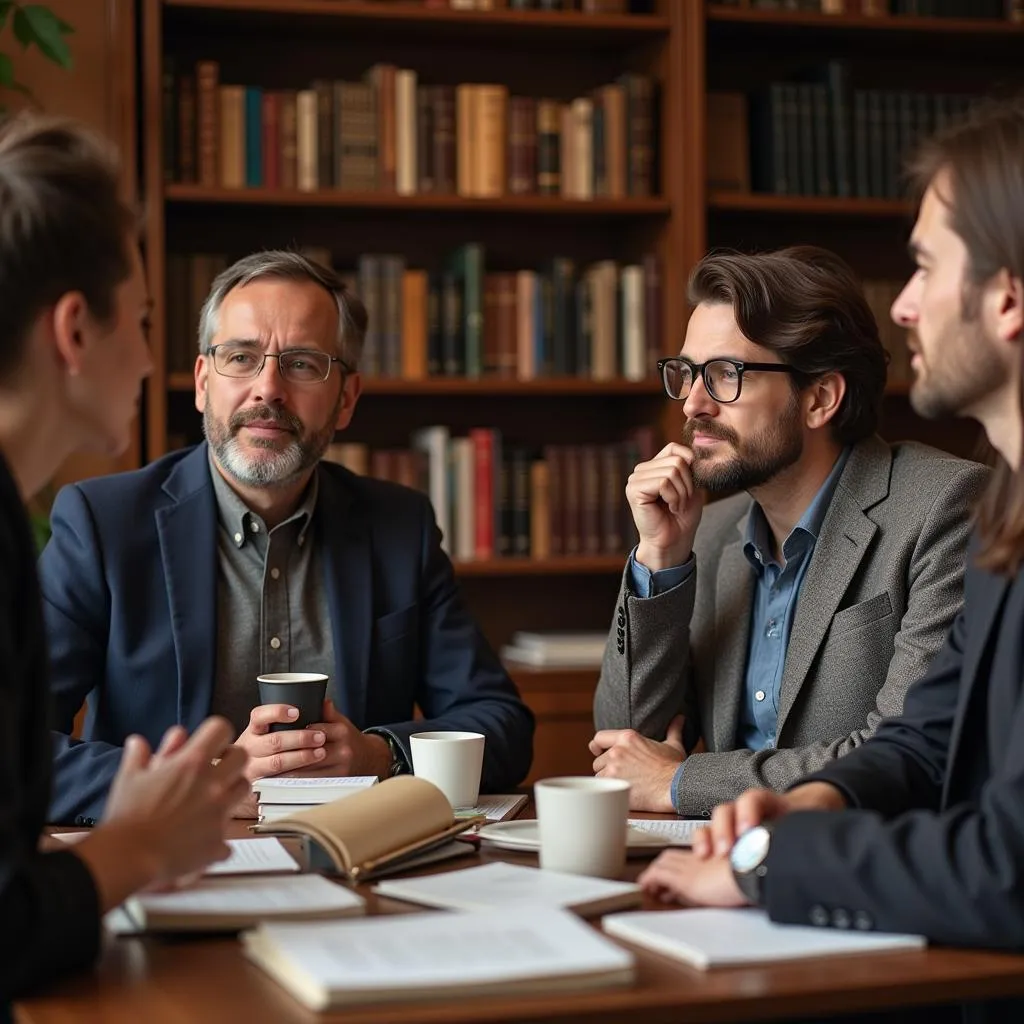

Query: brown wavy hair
<box><xmin>907</xmin><ymin>97</ymin><xmax>1024</xmax><ymax>576</ymax></box>
<box><xmin>687</xmin><ymin>246</ymin><xmax>888</xmax><ymax>445</ymax></box>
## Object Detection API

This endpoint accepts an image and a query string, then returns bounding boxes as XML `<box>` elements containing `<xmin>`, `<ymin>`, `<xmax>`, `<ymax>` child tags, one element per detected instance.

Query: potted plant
<box><xmin>0</xmin><ymin>2</ymin><xmax>74</xmax><ymax>104</ymax></box>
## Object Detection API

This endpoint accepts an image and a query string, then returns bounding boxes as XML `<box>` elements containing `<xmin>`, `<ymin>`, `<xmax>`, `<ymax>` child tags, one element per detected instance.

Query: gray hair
<box><xmin>197</xmin><ymin>250</ymin><xmax>367</xmax><ymax>368</ymax></box>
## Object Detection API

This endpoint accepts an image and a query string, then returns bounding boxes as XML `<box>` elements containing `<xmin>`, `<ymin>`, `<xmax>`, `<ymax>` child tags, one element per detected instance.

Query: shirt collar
<box><xmin>207</xmin><ymin>451</ymin><xmax>319</xmax><ymax>549</ymax></box>
<box><xmin>743</xmin><ymin>446</ymin><xmax>852</xmax><ymax>571</ymax></box>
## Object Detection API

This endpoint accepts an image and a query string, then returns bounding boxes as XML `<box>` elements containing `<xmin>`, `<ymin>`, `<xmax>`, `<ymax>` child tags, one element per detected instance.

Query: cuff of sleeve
<box><xmin>670</xmin><ymin>760</ymin><xmax>687</xmax><ymax>814</ymax></box>
<box><xmin>628</xmin><ymin>547</ymin><xmax>695</xmax><ymax>599</ymax></box>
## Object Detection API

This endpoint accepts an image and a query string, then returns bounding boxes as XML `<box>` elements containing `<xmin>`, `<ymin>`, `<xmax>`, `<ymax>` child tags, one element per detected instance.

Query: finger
<box><xmin>691</xmin><ymin>825</ymin><xmax>713</xmax><ymax>860</ymax></box>
<box><xmin>735</xmin><ymin>789</ymin><xmax>775</xmax><ymax>835</ymax></box>
<box><xmin>710</xmin><ymin>801</ymin><xmax>739</xmax><ymax>857</ymax></box>
<box><xmin>590</xmin><ymin>730</ymin><xmax>624</xmax><ymax>752</ymax></box>
<box><xmin>176</xmin><ymin>716</ymin><xmax>236</xmax><ymax>763</ymax></box>
<box><xmin>155</xmin><ymin>724</ymin><xmax>189</xmax><ymax>758</ymax></box>
<box><xmin>120</xmin><ymin>733</ymin><xmax>152</xmax><ymax>773</ymax></box>
<box><xmin>253</xmin><ymin>746</ymin><xmax>329</xmax><ymax>778</ymax></box>
<box><xmin>592</xmin><ymin>752</ymin><xmax>607</xmax><ymax>775</ymax></box>
<box><xmin>665</xmin><ymin>715</ymin><xmax>685</xmax><ymax>751</ymax></box>
<box><xmin>214</xmin><ymin>743</ymin><xmax>249</xmax><ymax>779</ymax></box>
<box><xmin>249</xmin><ymin>728</ymin><xmax>327</xmax><ymax>757</ymax></box>
<box><xmin>247</xmin><ymin>704</ymin><xmax>301</xmax><ymax>733</ymax></box>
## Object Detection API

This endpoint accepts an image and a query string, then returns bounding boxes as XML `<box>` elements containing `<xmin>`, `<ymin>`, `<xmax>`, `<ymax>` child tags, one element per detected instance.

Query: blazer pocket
<box><xmin>831</xmin><ymin>592</ymin><xmax>894</xmax><ymax>636</ymax></box>
<box><xmin>375</xmin><ymin>604</ymin><xmax>419</xmax><ymax>644</ymax></box>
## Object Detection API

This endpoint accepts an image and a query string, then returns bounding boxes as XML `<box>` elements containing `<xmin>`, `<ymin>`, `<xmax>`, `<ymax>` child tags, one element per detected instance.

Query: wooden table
<box><xmin>17</xmin><ymin>821</ymin><xmax>1024</xmax><ymax>1024</ymax></box>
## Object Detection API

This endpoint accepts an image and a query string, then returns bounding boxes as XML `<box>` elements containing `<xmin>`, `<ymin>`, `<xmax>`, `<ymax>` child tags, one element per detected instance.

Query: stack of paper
<box><xmin>243</xmin><ymin>905</ymin><xmax>635</xmax><ymax>1010</ymax></box>
<box><xmin>252</xmin><ymin>775</ymin><xmax>378</xmax><ymax>822</ymax></box>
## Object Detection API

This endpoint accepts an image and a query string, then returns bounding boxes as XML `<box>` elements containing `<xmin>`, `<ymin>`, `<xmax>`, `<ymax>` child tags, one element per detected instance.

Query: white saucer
<box><xmin>476</xmin><ymin>819</ymin><xmax>682</xmax><ymax>854</ymax></box>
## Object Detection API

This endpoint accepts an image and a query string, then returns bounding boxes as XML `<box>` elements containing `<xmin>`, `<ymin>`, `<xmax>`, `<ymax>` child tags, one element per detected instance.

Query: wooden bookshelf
<box><xmin>708</xmin><ymin>191</ymin><xmax>910</xmax><ymax>218</ymax></box>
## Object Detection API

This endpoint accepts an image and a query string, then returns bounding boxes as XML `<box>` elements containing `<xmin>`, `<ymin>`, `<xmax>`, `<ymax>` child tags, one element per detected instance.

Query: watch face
<box><xmin>730</xmin><ymin>825</ymin><xmax>771</xmax><ymax>873</ymax></box>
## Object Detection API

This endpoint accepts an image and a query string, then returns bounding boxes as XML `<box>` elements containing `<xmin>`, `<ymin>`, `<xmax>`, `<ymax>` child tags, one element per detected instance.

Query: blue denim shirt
<box><xmin>628</xmin><ymin>447</ymin><xmax>851</xmax><ymax>810</ymax></box>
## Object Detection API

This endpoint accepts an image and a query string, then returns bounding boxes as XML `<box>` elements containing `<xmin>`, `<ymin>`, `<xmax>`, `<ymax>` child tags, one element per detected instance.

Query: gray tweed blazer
<box><xmin>593</xmin><ymin>436</ymin><xmax>989</xmax><ymax>815</ymax></box>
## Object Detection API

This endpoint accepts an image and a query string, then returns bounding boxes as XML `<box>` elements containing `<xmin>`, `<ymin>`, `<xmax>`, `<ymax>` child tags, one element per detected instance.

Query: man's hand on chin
<box><xmin>588</xmin><ymin>715</ymin><xmax>690</xmax><ymax>813</ymax></box>
<box><xmin>638</xmin><ymin>850</ymin><xmax>748</xmax><ymax>908</ymax></box>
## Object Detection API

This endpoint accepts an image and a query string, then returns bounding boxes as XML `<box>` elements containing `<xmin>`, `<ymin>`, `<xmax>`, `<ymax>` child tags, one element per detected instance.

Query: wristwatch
<box><xmin>729</xmin><ymin>823</ymin><xmax>774</xmax><ymax>906</ymax></box>
<box><xmin>382</xmin><ymin>734</ymin><xmax>408</xmax><ymax>777</ymax></box>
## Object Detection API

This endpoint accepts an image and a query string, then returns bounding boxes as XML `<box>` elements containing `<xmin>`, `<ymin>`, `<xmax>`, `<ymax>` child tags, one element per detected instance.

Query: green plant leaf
<box><xmin>0</xmin><ymin>52</ymin><xmax>12</xmax><ymax>86</ymax></box>
<box><xmin>20</xmin><ymin>5</ymin><xmax>74</xmax><ymax>69</ymax></box>
<box><xmin>12</xmin><ymin>7</ymin><xmax>32</xmax><ymax>50</ymax></box>
<box><xmin>0</xmin><ymin>2</ymin><xmax>14</xmax><ymax>33</ymax></box>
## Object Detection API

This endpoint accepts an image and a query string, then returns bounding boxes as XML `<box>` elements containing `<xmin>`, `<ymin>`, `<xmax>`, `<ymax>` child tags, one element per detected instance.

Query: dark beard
<box><xmin>683</xmin><ymin>408</ymin><xmax>803</xmax><ymax>494</ymax></box>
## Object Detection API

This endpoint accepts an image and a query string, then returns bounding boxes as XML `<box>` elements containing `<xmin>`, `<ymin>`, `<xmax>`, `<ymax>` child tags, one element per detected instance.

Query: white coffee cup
<box><xmin>409</xmin><ymin>731</ymin><xmax>485</xmax><ymax>809</ymax></box>
<box><xmin>534</xmin><ymin>776</ymin><xmax>631</xmax><ymax>879</ymax></box>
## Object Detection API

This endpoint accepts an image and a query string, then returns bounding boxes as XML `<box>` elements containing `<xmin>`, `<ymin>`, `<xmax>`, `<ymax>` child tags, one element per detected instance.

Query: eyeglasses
<box><xmin>657</xmin><ymin>356</ymin><xmax>797</xmax><ymax>404</ymax></box>
<box><xmin>206</xmin><ymin>344</ymin><xmax>352</xmax><ymax>385</ymax></box>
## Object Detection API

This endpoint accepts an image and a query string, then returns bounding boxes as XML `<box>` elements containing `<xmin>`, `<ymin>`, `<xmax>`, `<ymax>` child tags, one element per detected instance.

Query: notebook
<box><xmin>124</xmin><ymin>874</ymin><xmax>365</xmax><ymax>933</ymax></box>
<box><xmin>452</xmin><ymin>793</ymin><xmax>528</xmax><ymax>822</ymax></box>
<box><xmin>251</xmin><ymin>775</ymin><xmax>480</xmax><ymax>882</ymax></box>
<box><xmin>242</xmin><ymin>905</ymin><xmax>635</xmax><ymax>1010</ymax></box>
<box><xmin>252</xmin><ymin>776</ymin><xmax>378</xmax><ymax>804</ymax></box>
<box><xmin>204</xmin><ymin>838</ymin><xmax>299</xmax><ymax>876</ymax></box>
<box><xmin>373</xmin><ymin>861</ymin><xmax>643</xmax><ymax>917</ymax></box>
<box><xmin>602</xmin><ymin>908</ymin><xmax>926</xmax><ymax>969</ymax></box>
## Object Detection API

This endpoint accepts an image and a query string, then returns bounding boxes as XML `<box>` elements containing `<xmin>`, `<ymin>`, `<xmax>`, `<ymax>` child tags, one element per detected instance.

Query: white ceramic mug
<box><xmin>534</xmin><ymin>776</ymin><xmax>631</xmax><ymax>878</ymax></box>
<box><xmin>409</xmin><ymin>731</ymin><xmax>486</xmax><ymax>809</ymax></box>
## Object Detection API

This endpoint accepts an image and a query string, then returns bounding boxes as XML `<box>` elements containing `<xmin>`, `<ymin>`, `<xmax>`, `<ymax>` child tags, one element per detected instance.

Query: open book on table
<box><xmin>243</xmin><ymin>905</ymin><xmax>635</xmax><ymax>1011</ymax></box>
<box><xmin>251</xmin><ymin>774</ymin><xmax>479</xmax><ymax>882</ymax></box>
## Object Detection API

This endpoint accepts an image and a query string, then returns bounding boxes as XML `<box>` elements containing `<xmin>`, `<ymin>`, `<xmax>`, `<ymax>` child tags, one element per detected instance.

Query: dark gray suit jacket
<box><xmin>594</xmin><ymin>437</ymin><xmax>988</xmax><ymax>815</ymax></box>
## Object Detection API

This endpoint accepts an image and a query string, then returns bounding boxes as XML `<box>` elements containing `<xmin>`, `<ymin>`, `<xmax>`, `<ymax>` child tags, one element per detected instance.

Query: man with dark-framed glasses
<box><xmin>591</xmin><ymin>245</ymin><xmax>986</xmax><ymax>815</ymax></box>
<box><xmin>40</xmin><ymin>250</ymin><xmax>534</xmax><ymax>823</ymax></box>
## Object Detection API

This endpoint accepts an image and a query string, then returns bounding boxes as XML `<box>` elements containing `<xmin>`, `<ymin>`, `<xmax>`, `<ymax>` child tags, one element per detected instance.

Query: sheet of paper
<box><xmin>50</xmin><ymin>830</ymin><xmax>90</xmax><ymax>845</ymax></box>
<box><xmin>627</xmin><ymin>818</ymin><xmax>706</xmax><ymax>845</ymax></box>
<box><xmin>454</xmin><ymin>794</ymin><xmax>528</xmax><ymax>822</ymax></box>
<box><xmin>204</xmin><ymin>837</ymin><xmax>300</xmax><ymax>876</ymax></box>
<box><xmin>131</xmin><ymin>874</ymin><xmax>362</xmax><ymax>917</ymax></box>
<box><xmin>251</xmin><ymin>775</ymin><xmax>377</xmax><ymax>791</ymax></box>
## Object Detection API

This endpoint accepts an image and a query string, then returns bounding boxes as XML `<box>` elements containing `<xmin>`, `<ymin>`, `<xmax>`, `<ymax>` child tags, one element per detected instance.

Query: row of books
<box><xmin>712</xmin><ymin>67</ymin><xmax>977</xmax><ymax>199</ymax></box>
<box><xmin>323</xmin><ymin>427</ymin><xmax>657</xmax><ymax>561</ymax></box>
<box><xmin>715</xmin><ymin>0</ymin><xmax>1020</xmax><ymax>16</ymax></box>
<box><xmin>162</xmin><ymin>59</ymin><xmax>657</xmax><ymax>200</ymax></box>
<box><xmin>165</xmin><ymin>249</ymin><xmax>663</xmax><ymax>383</ymax></box>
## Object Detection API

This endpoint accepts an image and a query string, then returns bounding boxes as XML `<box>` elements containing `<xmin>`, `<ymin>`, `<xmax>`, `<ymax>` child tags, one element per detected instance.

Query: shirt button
<box><xmin>250</xmin><ymin>521</ymin><xmax>260</xmax><ymax>533</ymax></box>
<box><xmin>832</xmin><ymin>908</ymin><xmax>852</xmax><ymax>930</ymax></box>
<box><xmin>269</xmin><ymin>636</ymin><xmax>281</xmax><ymax>650</ymax></box>
<box><xmin>233</xmin><ymin>532</ymin><xmax>243</xmax><ymax>544</ymax></box>
<box><xmin>853</xmin><ymin>911</ymin><xmax>874</xmax><ymax>931</ymax></box>
<box><xmin>766</xmin><ymin>619</ymin><xmax>779</xmax><ymax>638</ymax></box>
<box><xmin>809</xmin><ymin>905</ymin><xmax>829</xmax><ymax>927</ymax></box>
<box><xmin>755</xmin><ymin>689</ymin><xmax>766</xmax><ymax>702</ymax></box>
<box><xmin>270</xmin><ymin>568</ymin><xmax>280</xmax><ymax>580</ymax></box>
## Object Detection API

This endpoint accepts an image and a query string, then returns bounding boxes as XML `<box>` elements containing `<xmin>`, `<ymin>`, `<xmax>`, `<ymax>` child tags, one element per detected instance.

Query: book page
<box><xmin>204</xmin><ymin>838</ymin><xmax>299</xmax><ymax>875</ymax></box>
<box><xmin>253</xmin><ymin>775</ymin><xmax>454</xmax><ymax>874</ymax></box>
<box><xmin>602</xmin><ymin>908</ymin><xmax>926</xmax><ymax>969</ymax></box>
<box><xmin>128</xmin><ymin>874</ymin><xmax>363</xmax><ymax>921</ymax></box>
<box><xmin>454</xmin><ymin>794</ymin><xmax>527</xmax><ymax>822</ymax></box>
<box><xmin>627</xmin><ymin>818</ymin><xmax>705</xmax><ymax>845</ymax></box>
<box><xmin>373</xmin><ymin>861</ymin><xmax>641</xmax><ymax>913</ymax></box>
<box><xmin>244</xmin><ymin>906</ymin><xmax>634</xmax><ymax>1001</ymax></box>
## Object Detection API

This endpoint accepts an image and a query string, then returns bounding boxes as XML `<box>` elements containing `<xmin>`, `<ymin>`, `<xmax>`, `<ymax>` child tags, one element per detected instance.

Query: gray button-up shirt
<box><xmin>208</xmin><ymin>456</ymin><xmax>335</xmax><ymax>737</ymax></box>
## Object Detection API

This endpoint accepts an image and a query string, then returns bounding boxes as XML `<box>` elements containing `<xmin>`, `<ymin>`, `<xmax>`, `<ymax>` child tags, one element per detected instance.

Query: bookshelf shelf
<box><xmin>708</xmin><ymin>192</ymin><xmax>910</xmax><ymax>218</ymax></box>
<box><xmin>165</xmin><ymin>184</ymin><xmax>671</xmax><ymax>217</ymax></box>
<box><xmin>454</xmin><ymin>556</ymin><xmax>624</xmax><ymax>577</ymax></box>
<box><xmin>165</xmin><ymin>0</ymin><xmax>671</xmax><ymax>43</ymax></box>
<box><xmin>167</xmin><ymin>372</ymin><xmax>660</xmax><ymax>395</ymax></box>
<box><xmin>706</xmin><ymin>5</ymin><xmax>1024</xmax><ymax>37</ymax></box>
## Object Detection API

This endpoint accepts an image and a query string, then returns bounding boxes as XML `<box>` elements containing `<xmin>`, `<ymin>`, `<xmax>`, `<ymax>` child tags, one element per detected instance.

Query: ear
<box><xmin>334</xmin><ymin>372</ymin><xmax>362</xmax><ymax>430</ymax></box>
<box><xmin>50</xmin><ymin>292</ymin><xmax>92</xmax><ymax>375</ymax></box>
<box><xmin>803</xmin><ymin>371</ymin><xmax>846</xmax><ymax>431</ymax></box>
<box><xmin>993</xmin><ymin>268</ymin><xmax>1024</xmax><ymax>346</ymax></box>
<box><xmin>194</xmin><ymin>352</ymin><xmax>209</xmax><ymax>414</ymax></box>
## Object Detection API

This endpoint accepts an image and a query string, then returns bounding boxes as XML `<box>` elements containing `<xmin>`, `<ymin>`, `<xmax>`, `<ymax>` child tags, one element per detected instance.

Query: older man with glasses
<box><xmin>41</xmin><ymin>250</ymin><xmax>534</xmax><ymax>824</ymax></box>
<box><xmin>590</xmin><ymin>245</ymin><xmax>987</xmax><ymax>816</ymax></box>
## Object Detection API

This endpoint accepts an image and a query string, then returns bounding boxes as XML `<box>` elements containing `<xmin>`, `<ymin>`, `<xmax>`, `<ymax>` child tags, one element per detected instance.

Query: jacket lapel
<box><xmin>155</xmin><ymin>445</ymin><xmax>219</xmax><ymax>730</ymax></box>
<box><xmin>316</xmin><ymin>467</ymin><xmax>372</xmax><ymax>725</ymax></box>
<box><xmin>776</xmin><ymin>439</ymin><xmax>888</xmax><ymax>732</ymax></box>
<box><xmin>710</xmin><ymin>535</ymin><xmax>755</xmax><ymax>750</ymax></box>
<box><xmin>942</xmin><ymin>566</ymin><xmax>1009</xmax><ymax>804</ymax></box>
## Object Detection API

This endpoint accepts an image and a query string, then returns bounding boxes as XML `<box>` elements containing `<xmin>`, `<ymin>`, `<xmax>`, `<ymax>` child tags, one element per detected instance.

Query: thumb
<box><xmin>121</xmin><ymin>733</ymin><xmax>153</xmax><ymax>774</ymax></box>
<box><xmin>665</xmin><ymin>715</ymin><xmax>685</xmax><ymax>752</ymax></box>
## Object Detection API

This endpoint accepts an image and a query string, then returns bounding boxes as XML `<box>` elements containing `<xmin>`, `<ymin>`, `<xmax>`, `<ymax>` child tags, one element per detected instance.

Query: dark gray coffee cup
<box><xmin>256</xmin><ymin>672</ymin><xmax>328</xmax><ymax>732</ymax></box>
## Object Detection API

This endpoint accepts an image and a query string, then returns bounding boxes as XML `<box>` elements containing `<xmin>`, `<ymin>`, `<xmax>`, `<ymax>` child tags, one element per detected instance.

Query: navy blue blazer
<box><xmin>764</xmin><ymin>533</ymin><xmax>1024</xmax><ymax>1019</ymax></box>
<box><xmin>42</xmin><ymin>444</ymin><xmax>534</xmax><ymax>823</ymax></box>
